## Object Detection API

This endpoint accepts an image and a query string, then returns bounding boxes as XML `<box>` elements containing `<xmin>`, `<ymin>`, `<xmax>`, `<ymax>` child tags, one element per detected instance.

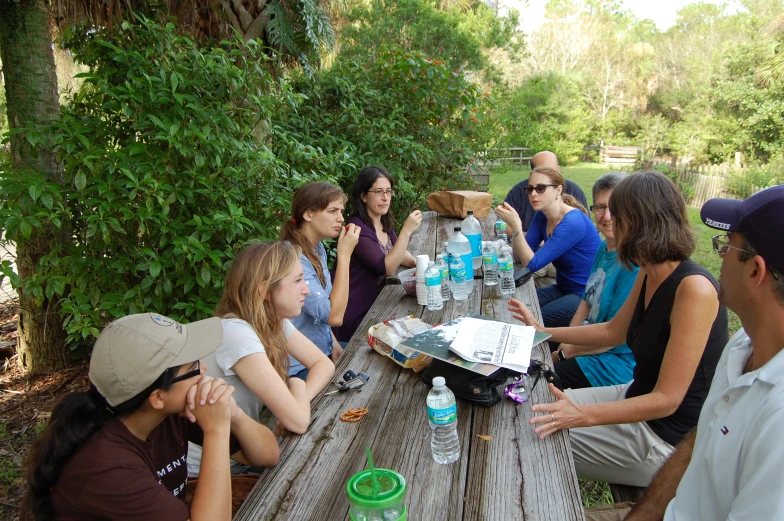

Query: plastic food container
<box><xmin>396</xmin><ymin>268</ymin><xmax>417</xmax><ymax>297</ymax></box>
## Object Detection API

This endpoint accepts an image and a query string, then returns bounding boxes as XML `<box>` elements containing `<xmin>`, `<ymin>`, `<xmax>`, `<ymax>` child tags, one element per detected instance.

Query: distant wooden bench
<box><xmin>479</xmin><ymin>147</ymin><xmax>532</xmax><ymax>168</ymax></box>
<box><xmin>465</xmin><ymin>162</ymin><xmax>491</xmax><ymax>191</ymax></box>
<box><xmin>601</xmin><ymin>146</ymin><xmax>642</xmax><ymax>166</ymax></box>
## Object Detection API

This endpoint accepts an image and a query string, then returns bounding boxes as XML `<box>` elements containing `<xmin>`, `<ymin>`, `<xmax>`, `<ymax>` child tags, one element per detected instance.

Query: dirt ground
<box><xmin>0</xmin><ymin>299</ymin><xmax>89</xmax><ymax>521</ymax></box>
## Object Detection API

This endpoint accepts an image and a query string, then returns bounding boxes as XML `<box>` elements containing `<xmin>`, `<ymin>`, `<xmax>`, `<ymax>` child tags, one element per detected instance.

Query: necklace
<box><xmin>546</xmin><ymin>205</ymin><xmax>566</xmax><ymax>238</ymax></box>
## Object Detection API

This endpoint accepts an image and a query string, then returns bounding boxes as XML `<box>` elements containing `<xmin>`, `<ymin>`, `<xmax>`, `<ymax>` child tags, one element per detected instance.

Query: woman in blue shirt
<box><xmin>496</xmin><ymin>166</ymin><xmax>601</xmax><ymax>328</ymax></box>
<box><xmin>550</xmin><ymin>172</ymin><xmax>639</xmax><ymax>389</ymax></box>
<box><xmin>280</xmin><ymin>182</ymin><xmax>360</xmax><ymax>379</ymax></box>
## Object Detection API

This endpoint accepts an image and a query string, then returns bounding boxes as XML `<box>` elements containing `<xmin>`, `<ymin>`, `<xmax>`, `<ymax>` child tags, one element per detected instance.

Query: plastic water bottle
<box><xmin>499</xmin><ymin>234</ymin><xmax>513</xmax><ymax>256</ymax></box>
<box><xmin>448</xmin><ymin>254</ymin><xmax>468</xmax><ymax>301</ymax></box>
<box><xmin>498</xmin><ymin>245</ymin><xmax>515</xmax><ymax>295</ymax></box>
<box><xmin>447</xmin><ymin>227</ymin><xmax>474</xmax><ymax>292</ymax></box>
<box><xmin>441</xmin><ymin>242</ymin><xmax>449</xmax><ymax>260</ymax></box>
<box><xmin>425</xmin><ymin>261</ymin><xmax>443</xmax><ymax>311</ymax></box>
<box><xmin>462</xmin><ymin>211</ymin><xmax>483</xmax><ymax>270</ymax></box>
<box><xmin>495</xmin><ymin>219</ymin><xmax>507</xmax><ymax>238</ymax></box>
<box><xmin>482</xmin><ymin>242</ymin><xmax>499</xmax><ymax>286</ymax></box>
<box><xmin>436</xmin><ymin>254</ymin><xmax>451</xmax><ymax>302</ymax></box>
<box><xmin>427</xmin><ymin>376</ymin><xmax>460</xmax><ymax>464</ymax></box>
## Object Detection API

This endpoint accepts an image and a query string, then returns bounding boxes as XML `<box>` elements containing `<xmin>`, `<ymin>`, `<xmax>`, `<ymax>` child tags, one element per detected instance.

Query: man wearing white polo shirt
<box><xmin>624</xmin><ymin>185</ymin><xmax>784</xmax><ymax>520</ymax></box>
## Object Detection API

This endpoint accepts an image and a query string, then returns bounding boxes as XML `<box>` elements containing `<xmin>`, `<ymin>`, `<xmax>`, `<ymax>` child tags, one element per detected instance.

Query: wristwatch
<box><xmin>512</xmin><ymin>229</ymin><xmax>523</xmax><ymax>238</ymax></box>
<box><xmin>557</xmin><ymin>349</ymin><xmax>567</xmax><ymax>362</ymax></box>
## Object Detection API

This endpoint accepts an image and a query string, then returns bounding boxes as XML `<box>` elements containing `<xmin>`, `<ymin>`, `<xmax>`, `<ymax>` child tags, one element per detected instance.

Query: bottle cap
<box><xmin>432</xmin><ymin>376</ymin><xmax>445</xmax><ymax>387</ymax></box>
<box><xmin>454</xmin><ymin>226</ymin><xmax>461</xmax><ymax>231</ymax></box>
<box><xmin>467</xmin><ymin>210</ymin><xmax>474</xmax><ymax>215</ymax></box>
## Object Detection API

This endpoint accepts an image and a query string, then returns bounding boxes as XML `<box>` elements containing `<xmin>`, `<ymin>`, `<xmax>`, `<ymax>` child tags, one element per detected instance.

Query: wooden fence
<box><xmin>601</xmin><ymin>145</ymin><xmax>642</xmax><ymax>166</ymax></box>
<box><xmin>671</xmin><ymin>165</ymin><xmax>764</xmax><ymax>208</ymax></box>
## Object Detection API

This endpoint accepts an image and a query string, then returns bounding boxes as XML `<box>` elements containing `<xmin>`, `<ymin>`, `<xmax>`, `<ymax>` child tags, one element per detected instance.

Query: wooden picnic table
<box><xmin>234</xmin><ymin>210</ymin><xmax>582</xmax><ymax>521</ymax></box>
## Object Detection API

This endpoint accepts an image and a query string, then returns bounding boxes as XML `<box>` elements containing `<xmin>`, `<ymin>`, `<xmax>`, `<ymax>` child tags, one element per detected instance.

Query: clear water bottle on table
<box><xmin>482</xmin><ymin>242</ymin><xmax>498</xmax><ymax>286</ymax></box>
<box><xmin>498</xmin><ymin>244</ymin><xmax>515</xmax><ymax>296</ymax></box>
<box><xmin>495</xmin><ymin>219</ymin><xmax>507</xmax><ymax>238</ymax></box>
<box><xmin>425</xmin><ymin>261</ymin><xmax>443</xmax><ymax>311</ymax></box>
<box><xmin>447</xmin><ymin>226</ymin><xmax>474</xmax><ymax>292</ymax></box>
<box><xmin>435</xmin><ymin>254</ymin><xmax>451</xmax><ymax>302</ymax></box>
<box><xmin>448</xmin><ymin>255</ymin><xmax>468</xmax><ymax>301</ymax></box>
<box><xmin>427</xmin><ymin>376</ymin><xmax>460</xmax><ymax>464</ymax></box>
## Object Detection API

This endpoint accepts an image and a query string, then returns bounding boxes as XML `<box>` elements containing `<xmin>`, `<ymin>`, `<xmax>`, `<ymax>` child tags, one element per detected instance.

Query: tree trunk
<box><xmin>0</xmin><ymin>0</ymin><xmax>69</xmax><ymax>372</ymax></box>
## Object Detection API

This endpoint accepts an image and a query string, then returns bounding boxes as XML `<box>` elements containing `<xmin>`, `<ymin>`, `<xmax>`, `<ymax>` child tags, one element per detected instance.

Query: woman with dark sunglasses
<box><xmin>496</xmin><ymin>166</ymin><xmax>602</xmax><ymax>329</ymax></box>
<box><xmin>22</xmin><ymin>313</ymin><xmax>279</xmax><ymax>521</ymax></box>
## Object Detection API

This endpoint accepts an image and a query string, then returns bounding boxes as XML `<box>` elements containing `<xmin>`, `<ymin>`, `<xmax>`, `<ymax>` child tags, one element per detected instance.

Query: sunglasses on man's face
<box><xmin>524</xmin><ymin>184</ymin><xmax>558</xmax><ymax>195</ymax></box>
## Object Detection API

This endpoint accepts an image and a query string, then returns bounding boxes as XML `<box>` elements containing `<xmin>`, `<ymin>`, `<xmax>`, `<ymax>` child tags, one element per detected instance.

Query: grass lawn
<box><xmin>489</xmin><ymin>163</ymin><xmax>740</xmax><ymax>507</ymax></box>
<box><xmin>487</xmin><ymin>163</ymin><xmax>610</xmax><ymax>207</ymax></box>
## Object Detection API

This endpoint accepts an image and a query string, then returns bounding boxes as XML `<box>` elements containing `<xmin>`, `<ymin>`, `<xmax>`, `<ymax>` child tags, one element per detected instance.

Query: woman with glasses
<box><xmin>23</xmin><ymin>313</ymin><xmax>279</xmax><ymax>521</ymax></box>
<box><xmin>550</xmin><ymin>172</ymin><xmax>640</xmax><ymax>390</ymax></box>
<box><xmin>188</xmin><ymin>242</ymin><xmax>335</xmax><ymax>476</ymax></box>
<box><xmin>509</xmin><ymin>171</ymin><xmax>728</xmax><ymax>488</ymax></box>
<box><xmin>280</xmin><ymin>182</ymin><xmax>360</xmax><ymax>377</ymax></box>
<box><xmin>495</xmin><ymin>166</ymin><xmax>602</xmax><ymax>328</ymax></box>
<box><xmin>333</xmin><ymin>166</ymin><xmax>422</xmax><ymax>343</ymax></box>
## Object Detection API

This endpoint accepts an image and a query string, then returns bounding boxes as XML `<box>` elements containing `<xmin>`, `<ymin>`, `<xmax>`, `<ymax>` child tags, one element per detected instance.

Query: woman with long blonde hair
<box><xmin>189</xmin><ymin>242</ymin><xmax>334</xmax><ymax>476</ymax></box>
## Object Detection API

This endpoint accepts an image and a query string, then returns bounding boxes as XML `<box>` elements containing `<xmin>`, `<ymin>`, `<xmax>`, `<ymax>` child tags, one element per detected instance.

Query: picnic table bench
<box><xmin>234</xmin><ymin>210</ymin><xmax>583</xmax><ymax>521</ymax></box>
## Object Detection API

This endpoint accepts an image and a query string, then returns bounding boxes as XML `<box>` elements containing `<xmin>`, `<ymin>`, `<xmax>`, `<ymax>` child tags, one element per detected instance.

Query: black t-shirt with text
<box><xmin>51</xmin><ymin>415</ymin><xmax>240</xmax><ymax>521</ymax></box>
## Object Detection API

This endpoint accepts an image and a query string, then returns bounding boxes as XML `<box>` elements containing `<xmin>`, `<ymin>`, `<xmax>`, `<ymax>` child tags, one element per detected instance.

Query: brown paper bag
<box><xmin>426</xmin><ymin>190</ymin><xmax>493</xmax><ymax>219</ymax></box>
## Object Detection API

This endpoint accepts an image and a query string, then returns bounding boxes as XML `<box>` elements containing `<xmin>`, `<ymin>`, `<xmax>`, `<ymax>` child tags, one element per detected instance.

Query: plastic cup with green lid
<box><xmin>346</xmin><ymin>468</ymin><xmax>407</xmax><ymax>521</ymax></box>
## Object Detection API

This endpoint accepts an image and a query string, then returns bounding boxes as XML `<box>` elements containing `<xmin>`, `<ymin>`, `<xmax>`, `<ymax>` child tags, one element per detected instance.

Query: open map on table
<box><xmin>400</xmin><ymin>314</ymin><xmax>551</xmax><ymax>375</ymax></box>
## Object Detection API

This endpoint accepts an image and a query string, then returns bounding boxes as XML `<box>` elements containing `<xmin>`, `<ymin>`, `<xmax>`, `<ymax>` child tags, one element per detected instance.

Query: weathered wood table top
<box><xmin>235</xmin><ymin>210</ymin><xmax>582</xmax><ymax>521</ymax></box>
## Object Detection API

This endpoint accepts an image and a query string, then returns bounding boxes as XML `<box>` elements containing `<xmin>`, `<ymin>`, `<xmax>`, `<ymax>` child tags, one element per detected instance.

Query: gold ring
<box><xmin>551</xmin><ymin>413</ymin><xmax>554</xmax><ymax>422</ymax></box>
<box><xmin>552</xmin><ymin>421</ymin><xmax>556</xmax><ymax>429</ymax></box>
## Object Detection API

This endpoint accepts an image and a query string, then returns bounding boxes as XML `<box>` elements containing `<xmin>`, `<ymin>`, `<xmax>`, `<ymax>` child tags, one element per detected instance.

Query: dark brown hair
<box><xmin>351</xmin><ymin>166</ymin><xmax>395</xmax><ymax>233</ymax></box>
<box><xmin>530</xmin><ymin>166</ymin><xmax>589</xmax><ymax>216</ymax></box>
<box><xmin>280</xmin><ymin>182</ymin><xmax>346</xmax><ymax>288</ymax></box>
<box><xmin>611</xmin><ymin>171</ymin><xmax>695</xmax><ymax>269</ymax></box>
<box><xmin>22</xmin><ymin>371</ymin><xmax>181</xmax><ymax>520</ymax></box>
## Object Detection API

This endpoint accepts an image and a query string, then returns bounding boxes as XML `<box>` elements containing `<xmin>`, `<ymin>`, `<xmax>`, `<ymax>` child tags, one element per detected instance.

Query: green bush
<box><xmin>278</xmin><ymin>45</ymin><xmax>492</xmax><ymax>217</ymax></box>
<box><xmin>725</xmin><ymin>157</ymin><xmax>784</xmax><ymax>198</ymax></box>
<box><xmin>0</xmin><ymin>18</ymin><xmax>351</xmax><ymax>347</ymax></box>
<box><xmin>490</xmin><ymin>72</ymin><xmax>593</xmax><ymax>165</ymax></box>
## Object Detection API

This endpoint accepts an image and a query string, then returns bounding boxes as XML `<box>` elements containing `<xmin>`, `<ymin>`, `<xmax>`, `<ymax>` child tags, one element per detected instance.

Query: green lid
<box><xmin>346</xmin><ymin>469</ymin><xmax>407</xmax><ymax>509</ymax></box>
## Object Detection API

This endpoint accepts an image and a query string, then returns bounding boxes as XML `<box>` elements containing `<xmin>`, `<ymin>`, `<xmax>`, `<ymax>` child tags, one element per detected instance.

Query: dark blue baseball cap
<box><xmin>701</xmin><ymin>185</ymin><xmax>784</xmax><ymax>273</ymax></box>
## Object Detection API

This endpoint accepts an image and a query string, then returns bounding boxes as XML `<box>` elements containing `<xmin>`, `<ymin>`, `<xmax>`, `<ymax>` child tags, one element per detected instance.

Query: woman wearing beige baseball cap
<box><xmin>22</xmin><ymin>313</ymin><xmax>279</xmax><ymax>521</ymax></box>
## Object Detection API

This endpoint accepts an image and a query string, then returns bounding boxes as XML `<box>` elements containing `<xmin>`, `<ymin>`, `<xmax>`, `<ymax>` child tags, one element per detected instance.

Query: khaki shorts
<box><xmin>565</xmin><ymin>384</ymin><xmax>674</xmax><ymax>487</ymax></box>
<box><xmin>532</xmin><ymin>262</ymin><xmax>557</xmax><ymax>278</ymax></box>
<box><xmin>584</xmin><ymin>502</ymin><xmax>635</xmax><ymax>521</ymax></box>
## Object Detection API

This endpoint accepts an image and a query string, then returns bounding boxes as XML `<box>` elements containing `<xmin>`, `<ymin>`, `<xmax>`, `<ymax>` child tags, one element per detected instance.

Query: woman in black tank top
<box><xmin>509</xmin><ymin>171</ymin><xmax>728</xmax><ymax>487</ymax></box>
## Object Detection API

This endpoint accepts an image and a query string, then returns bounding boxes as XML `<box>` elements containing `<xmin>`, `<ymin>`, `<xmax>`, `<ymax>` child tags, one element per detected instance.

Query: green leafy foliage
<box><xmin>339</xmin><ymin>0</ymin><xmax>523</xmax><ymax>84</ymax></box>
<box><xmin>490</xmin><ymin>72</ymin><xmax>593</xmax><ymax>165</ymax></box>
<box><xmin>0</xmin><ymin>18</ymin><xmax>350</xmax><ymax>347</ymax></box>
<box><xmin>277</xmin><ymin>45</ymin><xmax>492</xmax><ymax>217</ymax></box>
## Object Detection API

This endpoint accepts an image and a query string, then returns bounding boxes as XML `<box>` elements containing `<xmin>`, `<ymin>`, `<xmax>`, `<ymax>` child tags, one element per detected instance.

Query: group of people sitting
<box><xmin>500</xmin><ymin>163</ymin><xmax>728</xmax><ymax>489</ymax></box>
<box><xmin>21</xmin><ymin>166</ymin><xmax>423</xmax><ymax>521</ymax></box>
<box><xmin>498</xmin><ymin>154</ymin><xmax>784</xmax><ymax>519</ymax></box>
<box><xmin>20</xmin><ymin>154</ymin><xmax>784</xmax><ymax>521</ymax></box>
